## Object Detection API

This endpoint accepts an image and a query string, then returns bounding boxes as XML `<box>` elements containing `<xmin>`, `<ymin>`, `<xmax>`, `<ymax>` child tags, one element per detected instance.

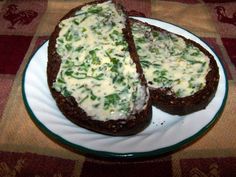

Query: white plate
<box><xmin>22</xmin><ymin>17</ymin><xmax>228</xmax><ymax>158</ymax></box>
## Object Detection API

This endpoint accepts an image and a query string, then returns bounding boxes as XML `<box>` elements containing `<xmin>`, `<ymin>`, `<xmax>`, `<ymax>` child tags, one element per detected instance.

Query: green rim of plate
<box><xmin>22</xmin><ymin>18</ymin><xmax>228</xmax><ymax>159</ymax></box>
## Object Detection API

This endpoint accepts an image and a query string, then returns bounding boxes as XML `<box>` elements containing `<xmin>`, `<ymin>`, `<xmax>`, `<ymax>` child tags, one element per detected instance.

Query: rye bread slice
<box><xmin>47</xmin><ymin>1</ymin><xmax>152</xmax><ymax>136</ymax></box>
<box><xmin>130</xmin><ymin>18</ymin><xmax>219</xmax><ymax>115</ymax></box>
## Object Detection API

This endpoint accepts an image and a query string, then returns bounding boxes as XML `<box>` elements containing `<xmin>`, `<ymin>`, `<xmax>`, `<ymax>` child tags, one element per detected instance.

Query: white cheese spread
<box><xmin>53</xmin><ymin>1</ymin><xmax>147</xmax><ymax>121</ymax></box>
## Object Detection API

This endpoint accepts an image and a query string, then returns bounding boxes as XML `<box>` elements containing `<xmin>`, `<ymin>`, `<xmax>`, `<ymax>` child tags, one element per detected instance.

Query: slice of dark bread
<box><xmin>47</xmin><ymin>1</ymin><xmax>152</xmax><ymax>136</ymax></box>
<box><xmin>130</xmin><ymin>18</ymin><xmax>219</xmax><ymax>115</ymax></box>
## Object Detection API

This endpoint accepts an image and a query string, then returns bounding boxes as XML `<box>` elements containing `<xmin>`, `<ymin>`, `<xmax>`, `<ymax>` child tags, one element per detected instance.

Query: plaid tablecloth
<box><xmin>0</xmin><ymin>0</ymin><xmax>236</xmax><ymax>176</ymax></box>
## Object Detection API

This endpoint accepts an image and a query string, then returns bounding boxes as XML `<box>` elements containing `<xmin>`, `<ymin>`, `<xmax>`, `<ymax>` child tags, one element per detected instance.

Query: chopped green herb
<box><xmin>70</xmin><ymin>73</ymin><xmax>87</xmax><ymax>79</ymax></box>
<box><xmin>64</xmin><ymin>60</ymin><xmax>74</xmax><ymax>68</ymax></box>
<box><xmin>90</xmin><ymin>90</ymin><xmax>97</xmax><ymax>100</ymax></box>
<box><xmin>87</xmin><ymin>6</ymin><xmax>103</xmax><ymax>14</ymax></box>
<box><xmin>65</xmin><ymin>31</ymin><xmax>73</xmax><ymax>41</ymax></box>
<box><xmin>78</xmin><ymin>95</ymin><xmax>89</xmax><ymax>104</ymax></box>
<box><xmin>190</xmin><ymin>50</ymin><xmax>200</xmax><ymax>56</ymax></box>
<box><xmin>118</xmin><ymin>101</ymin><xmax>130</xmax><ymax>114</ymax></box>
<box><xmin>153</xmin><ymin>63</ymin><xmax>161</xmax><ymax>67</ymax></box>
<box><xmin>57</xmin><ymin>77</ymin><xmax>65</xmax><ymax>84</ymax></box>
<box><xmin>109</xmin><ymin>30</ymin><xmax>121</xmax><ymax>42</ymax></box>
<box><xmin>115</xmin><ymin>40</ymin><xmax>126</xmax><ymax>46</ymax></box>
<box><xmin>57</xmin><ymin>38</ymin><xmax>64</xmax><ymax>43</ymax></box>
<box><xmin>149</xmin><ymin>47</ymin><xmax>160</xmax><ymax>54</ymax></box>
<box><xmin>114</xmin><ymin>53</ymin><xmax>124</xmax><ymax>58</ymax></box>
<box><xmin>93</xmin><ymin>73</ymin><xmax>104</xmax><ymax>80</ymax></box>
<box><xmin>73</xmin><ymin>19</ymin><xmax>79</xmax><ymax>25</ymax></box>
<box><xmin>136</xmin><ymin>45</ymin><xmax>142</xmax><ymax>50</ymax></box>
<box><xmin>152</xmin><ymin>31</ymin><xmax>159</xmax><ymax>37</ymax></box>
<box><xmin>75</xmin><ymin>46</ymin><xmax>84</xmax><ymax>53</ymax></box>
<box><xmin>185</xmin><ymin>59</ymin><xmax>203</xmax><ymax>65</ymax></box>
<box><xmin>80</xmin><ymin>15</ymin><xmax>88</xmax><ymax>24</ymax></box>
<box><xmin>169</xmin><ymin>34</ymin><xmax>178</xmax><ymax>42</ymax></box>
<box><xmin>89</xmin><ymin>50</ymin><xmax>101</xmax><ymax>65</ymax></box>
<box><xmin>65</xmin><ymin>69</ymin><xmax>73</xmax><ymax>76</ymax></box>
<box><xmin>136</xmin><ymin>37</ymin><xmax>146</xmax><ymax>43</ymax></box>
<box><xmin>104</xmin><ymin>93</ymin><xmax>120</xmax><ymax>110</ymax></box>
<box><xmin>79</xmin><ymin>62</ymin><xmax>90</xmax><ymax>72</ymax></box>
<box><xmin>175</xmin><ymin>89</ymin><xmax>183</xmax><ymax>97</ymax></box>
<box><xmin>93</xmin><ymin>103</ymin><xmax>100</xmax><ymax>108</ymax></box>
<box><xmin>81</xmin><ymin>27</ymin><xmax>87</xmax><ymax>32</ymax></box>
<box><xmin>112</xmin><ymin>74</ymin><xmax>124</xmax><ymax>84</ymax></box>
<box><xmin>112</xmin><ymin>30</ymin><xmax>119</xmax><ymax>35</ymax></box>
<box><xmin>65</xmin><ymin>44</ymin><xmax>72</xmax><ymax>51</ymax></box>
<box><xmin>140</xmin><ymin>60</ymin><xmax>152</xmax><ymax>68</ymax></box>
<box><xmin>62</xmin><ymin>88</ymin><xmax>71</xmax><ymax>97</ymax></box>
<box><xmin>197</xmin><ymin>67</ymin><xmax>204</xmax><ymax>73</ymax></box>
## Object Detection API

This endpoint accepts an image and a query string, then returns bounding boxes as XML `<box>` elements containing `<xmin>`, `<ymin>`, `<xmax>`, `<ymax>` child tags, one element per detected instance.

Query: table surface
<box><xmin>0</xmin><ymin>0</ymin><xmax>236</xmax><ymax>176</ymax></box>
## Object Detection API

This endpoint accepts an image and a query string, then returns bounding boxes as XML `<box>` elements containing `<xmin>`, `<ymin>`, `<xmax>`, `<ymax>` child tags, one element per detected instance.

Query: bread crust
<box><xmin>47</xmin><ymin>1</ymin><xmax>152</xmax><ymax>136</ymax></box>
<box><xmin>130</xmin><ymin>18</ymin><xmax>219</xmax><ymax>115</ymax></box>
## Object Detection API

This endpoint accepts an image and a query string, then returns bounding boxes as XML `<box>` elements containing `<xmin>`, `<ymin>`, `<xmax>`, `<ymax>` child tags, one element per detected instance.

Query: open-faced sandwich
<box><xmin>47</xmin><ymin>0</ymin><xmax>152</xmax><ymax>136</ymax></box>
<box><xmin>47</xmin><ymin>0</ymin><xmax>220</xmax><ymax>136</ymax></box>
<box><xmin>130</xmin><ymin>18</ymin><xmax>219</xmax><ymax>115</ymax></box>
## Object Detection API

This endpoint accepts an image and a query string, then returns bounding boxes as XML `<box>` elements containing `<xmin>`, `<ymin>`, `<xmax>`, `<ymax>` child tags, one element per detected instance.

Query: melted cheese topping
<box><xmin>53</xmin><ymin>1</ymin><xmax>147</xmax><ymax>121</ymax></box>
<box><xmin>131</xmin><ymin>21</ymin><xmax>210</xmax><ymax>97</ymax></box>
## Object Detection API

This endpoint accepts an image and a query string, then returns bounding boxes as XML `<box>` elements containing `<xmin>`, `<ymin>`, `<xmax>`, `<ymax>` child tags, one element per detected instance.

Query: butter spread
<box><xmin>53</xmin><ymin>1</ymin><xmax>147</xmax><ymax>121</ymax></box>
<box><xmin>131</xmin><ymin>21</ymin><xmax>210</xmax><ymax>97</ymax></box>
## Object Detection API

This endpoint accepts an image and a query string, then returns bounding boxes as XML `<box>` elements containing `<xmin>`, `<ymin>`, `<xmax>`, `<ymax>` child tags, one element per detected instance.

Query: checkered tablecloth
<box><xmin>0</xmin><ymin>0</ymin><xmax>236</xmax><ymax>176</ymax></box>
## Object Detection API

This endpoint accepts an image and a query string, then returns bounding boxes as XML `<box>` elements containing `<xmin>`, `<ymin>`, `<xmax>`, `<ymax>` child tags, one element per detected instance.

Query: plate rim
<box><xmin>22</xmin><ymin>17</ymin><xmax>228</xmax><ymax>159</ymax></box>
